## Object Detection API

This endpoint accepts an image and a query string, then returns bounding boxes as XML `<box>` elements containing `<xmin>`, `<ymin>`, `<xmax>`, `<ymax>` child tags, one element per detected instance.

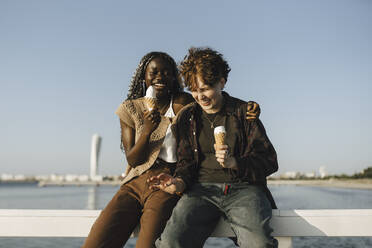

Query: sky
<box><xmin>1</xmin><ymin>0</ymin><xmax>371</xmax><ymax>176</ymax></box>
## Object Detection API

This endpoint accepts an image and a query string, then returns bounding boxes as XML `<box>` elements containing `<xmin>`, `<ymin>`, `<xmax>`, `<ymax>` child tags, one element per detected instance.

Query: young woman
<box><xmin>82</xmin><ymin>51</ymin><xmax>260</xmax><ymax>248</ymax></box>
<box><xmin>82</xmin><ymin>52</ymin><xmax>193</xmax><ymax>248</ymax></box>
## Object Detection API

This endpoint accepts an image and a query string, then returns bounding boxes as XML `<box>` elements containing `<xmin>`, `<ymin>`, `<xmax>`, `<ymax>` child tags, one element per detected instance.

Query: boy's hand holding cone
<box><xmin>214</xmin><ymin>126</ymin><xmax>237</xmax><ymax>170</ymax></box>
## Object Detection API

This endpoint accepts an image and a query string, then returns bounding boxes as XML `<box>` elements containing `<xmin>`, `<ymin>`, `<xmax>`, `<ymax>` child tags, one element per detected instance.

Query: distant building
<box><xmin>1</xmin><ymin>174</ymin><xmax>14</xmax><ymax>181</ymax></box>
<box><xmin>78</xmin><ymin>175</ymin><xmax>89</xmax><ymax>182</ymax></box>
<box><xmin>281</xmin><ymin>171</ymin><xmax>301</xmax><ymax>179</ymax></box>
<box><xmin>65</xmin><ymin>174</ymin><xmax>79</xmax><ymax>182</ymax></box>
<box><xmin>50</xmin><ymin>174</ymin><xmax>64</xmax><ymax>181</ymax></box>
<box><xmin>35</xmin><ymin>175</ymin><xmax>50</xmax><ymax>181</ymax></box>
<box><xmin>14</xmin><ymin>174</ymin><xmax>26</xmax><ymax>181</ymax></box>
<box><xmin>304</xmin><ymin>172</ymin><xmax>316</xmax><ymax>178</ymax></box>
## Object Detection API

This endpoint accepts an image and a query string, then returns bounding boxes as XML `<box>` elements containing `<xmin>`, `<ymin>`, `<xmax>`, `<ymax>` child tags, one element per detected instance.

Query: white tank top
<box><xmin>158</xmin><ymin>98</ymin><xmax>177</xmax><ymax>163</ymax></box>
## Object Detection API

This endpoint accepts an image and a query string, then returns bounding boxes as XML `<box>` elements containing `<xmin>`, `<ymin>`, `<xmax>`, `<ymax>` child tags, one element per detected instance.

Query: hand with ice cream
<box><xmin>214</xmin><ymin>126</ymin><xmax>237</xmax><ymax>169</ymax></box>
<box><xmin>145</xmin><ymin>85</ymin><xmax>157</xmax><ymax>111</ymax></box>
<box><xmin>143</xmin><ymin>85</ymin><xmax>161</xmax><ymax>134</ymax></box>
<box><xmin>214</xmin><ymin>126</ymin><xmax>226</xmax><ymax>149</ymax></box>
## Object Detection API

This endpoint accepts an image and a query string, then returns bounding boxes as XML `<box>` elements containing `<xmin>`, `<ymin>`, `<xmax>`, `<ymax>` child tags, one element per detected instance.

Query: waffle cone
<box><xmin>214</xmin><ymin>132</ymin><xmax>226</xmax><ymax>147</ymax></box>
<box><xmin>145</xmin><ymin>97</ymin><xmax>156</xmax><ymax>111</ymax></box>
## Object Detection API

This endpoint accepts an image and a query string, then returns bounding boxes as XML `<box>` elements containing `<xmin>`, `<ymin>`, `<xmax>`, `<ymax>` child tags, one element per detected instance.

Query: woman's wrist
<box><xmin>142</xmin><ymin>127</ymin><xmax>153</xmax><ymax>136</ymax></box>
<box><xmin>175</xmin><ymin>178</ymin><xmax>186</xmax><ymax>195</ymax></box>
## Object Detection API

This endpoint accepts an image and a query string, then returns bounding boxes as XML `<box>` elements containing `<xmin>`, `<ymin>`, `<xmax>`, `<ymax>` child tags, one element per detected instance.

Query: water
<box><xmin>1</xmin><ymin>183</ymin><xmax>372</xmax><ymax>247</ymax></box>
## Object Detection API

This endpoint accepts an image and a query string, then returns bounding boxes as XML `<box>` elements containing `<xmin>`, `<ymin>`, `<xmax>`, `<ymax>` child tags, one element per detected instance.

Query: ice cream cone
<box><xmin>214</xmin><ymin>126</ymin><xmax>226</xmax><ymax>148</ymax></box>
<box><xmin>145</xmin><ymin>86</ymin><xmax>157</xmax><ymax>111</ymax></box>
<box><xmin>144</xmin><ymin>97</ymin><xmax>156</xmax><ymax>111</ymax></box>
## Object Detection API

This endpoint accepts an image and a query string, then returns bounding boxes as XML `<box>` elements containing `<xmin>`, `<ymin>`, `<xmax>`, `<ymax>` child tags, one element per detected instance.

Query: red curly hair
<box><xmin>179</xmin><ymin>47</ymin><xmax>231</xmax><ymax>91</ymax></box>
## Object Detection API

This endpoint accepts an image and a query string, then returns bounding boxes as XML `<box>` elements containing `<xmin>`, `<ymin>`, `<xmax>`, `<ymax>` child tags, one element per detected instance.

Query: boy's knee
<box><xmin>238</xmin><ymin>232</ymin><xmax>278</xmax><ymax>248</ymax></box>
<box><xmin>155</xmin><ymin>231</ymin><xmax>182</xmax><ymax>248</ymax></box>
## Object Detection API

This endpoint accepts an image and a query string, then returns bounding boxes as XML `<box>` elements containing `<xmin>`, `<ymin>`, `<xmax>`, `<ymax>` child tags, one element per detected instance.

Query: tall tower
<box><xmin>90</xmin><ymin>134</ymin><xmax>102</xmax><ymax>180</ymax></box>
<box><xmin>319</xmin><ymin>166</ymin><xmax>328</xmax><ymax>179</ymax></box>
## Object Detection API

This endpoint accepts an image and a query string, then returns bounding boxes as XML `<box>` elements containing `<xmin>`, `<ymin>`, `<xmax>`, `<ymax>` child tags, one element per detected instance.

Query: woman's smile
<box><xmin>153</xmin><ymin>82</ymin><xmax>166</xmax><ymax>90</ymax></box>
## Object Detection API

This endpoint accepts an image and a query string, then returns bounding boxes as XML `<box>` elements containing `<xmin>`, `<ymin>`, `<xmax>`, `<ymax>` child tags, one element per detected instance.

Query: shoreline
<box><xmin>2</xmin><ymin>179</ymin><xmax>372</xmax><ymax>190</ymax></box>
<box><xmin>37</xmin><ymin>180</ymin><xmax>121</xmax><ymax>187</ymax></box>
<box><xmin>268</xmin><ymin>179</ymin><xmax>372</xmax><ymax>190</ymax></box>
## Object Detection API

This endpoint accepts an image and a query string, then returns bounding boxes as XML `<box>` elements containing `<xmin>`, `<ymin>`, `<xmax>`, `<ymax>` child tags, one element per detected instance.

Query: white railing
<box><xmin>1</xmin><ymin>209</ymin><xmax>372</xmax><ymax>248</ymax></box>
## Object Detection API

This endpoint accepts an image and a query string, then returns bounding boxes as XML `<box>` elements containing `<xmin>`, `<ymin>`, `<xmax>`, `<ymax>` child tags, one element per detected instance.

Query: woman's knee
<box><xmin>155</xmin><ymin>227</ymin><xmax>184</xmax><ymax>248</ymax></box>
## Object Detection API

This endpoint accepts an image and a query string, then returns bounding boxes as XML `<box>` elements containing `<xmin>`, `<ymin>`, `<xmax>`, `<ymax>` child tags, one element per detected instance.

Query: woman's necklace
<box><xmin>157</xmin><ymin>98</ymin><xmax>171</xmax><ymax>116</ymax></box>
<box><xmin>203</xmin><ymin>111</ymin><xmax>218</xmax><ymax>129</ymax></box>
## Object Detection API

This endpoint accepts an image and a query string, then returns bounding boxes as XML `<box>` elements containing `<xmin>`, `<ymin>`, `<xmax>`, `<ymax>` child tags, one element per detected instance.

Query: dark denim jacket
<box><xmin>171</xmin><ymin>92</ymin><xmax>278</xmax><ymax>208</ymax></box>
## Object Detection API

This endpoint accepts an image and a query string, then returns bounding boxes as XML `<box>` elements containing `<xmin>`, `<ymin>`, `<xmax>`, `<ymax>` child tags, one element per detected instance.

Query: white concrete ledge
<box><xmin>1</xmin><ymin>209</ymin><xmax>372</xmax><ymax>237</ymax></box>
<box><xmin>1</xmin><ymin>209</ymin><xmax>372</xmax><ymax>248</ymax></box>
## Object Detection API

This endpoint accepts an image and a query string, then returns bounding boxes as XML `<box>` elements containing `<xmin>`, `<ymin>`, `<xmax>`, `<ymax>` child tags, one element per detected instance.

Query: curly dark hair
<box><xmin>179</xmin><ymin>47</ymin><xmax>231</xmax><ymax>91</ymax></box>
<box><xmin>126</xmin><ymin>51</ymin><xmax>183</xmax><ymax>100</ymax></box>
<box><xmin>121</xmin><ymin>52</ymin><xmax>183</xmax><ymax>153</ymax></box>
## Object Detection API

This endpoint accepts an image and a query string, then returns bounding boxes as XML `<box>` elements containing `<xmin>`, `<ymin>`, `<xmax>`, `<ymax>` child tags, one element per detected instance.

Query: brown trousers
<box><xmin>82</xmin><ymin>160</ymin><xmax>179</xmax><ymax>248</ymax></box>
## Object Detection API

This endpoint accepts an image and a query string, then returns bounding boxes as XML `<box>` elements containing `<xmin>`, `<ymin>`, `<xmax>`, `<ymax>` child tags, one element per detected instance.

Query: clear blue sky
<box><xmin>1</xmin><ymin>0</ymin><xmax>371</xmax><ymax>176</ymax></box>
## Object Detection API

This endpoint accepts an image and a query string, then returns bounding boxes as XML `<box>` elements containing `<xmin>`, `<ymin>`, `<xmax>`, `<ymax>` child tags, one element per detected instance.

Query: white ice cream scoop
<box><xmin>214</xmin><ymin>126</ymin><xmax>226</xmax><ymax>147</ymax></box>
<box><xmin>145</xmin><ymin>86</ymin><xmax>157</xmax><ymax>111</ymax></box>
<box><xmin>145</xmin><ymin>85</ymin><xmax>157</xmax><ymax>99</ymax></box>
<box><xmin>214</xmin><ymin>126</ymin><xmax>226</xmax><ymax>134</ymax></box>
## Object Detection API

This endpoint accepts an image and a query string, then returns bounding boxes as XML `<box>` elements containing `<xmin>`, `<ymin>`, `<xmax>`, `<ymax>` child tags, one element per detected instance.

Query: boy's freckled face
<box><xmin>191</xmin><ymin>74</ymin><xmax>225</xmax><ymax>114</ymax></box>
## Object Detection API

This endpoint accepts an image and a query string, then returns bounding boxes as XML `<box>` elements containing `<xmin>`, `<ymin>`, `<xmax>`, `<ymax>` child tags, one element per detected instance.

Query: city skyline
<box><xmin>1</xmin><ymin>0</ymin><xmax>371</xmax><ymax>176</ymax></box>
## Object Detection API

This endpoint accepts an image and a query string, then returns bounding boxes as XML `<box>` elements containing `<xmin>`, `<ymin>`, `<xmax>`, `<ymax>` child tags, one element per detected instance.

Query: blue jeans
<box><xmin>156</xmin><ymin>183</ymin><xmax>278</xmax><ymax>248</ymax></box>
